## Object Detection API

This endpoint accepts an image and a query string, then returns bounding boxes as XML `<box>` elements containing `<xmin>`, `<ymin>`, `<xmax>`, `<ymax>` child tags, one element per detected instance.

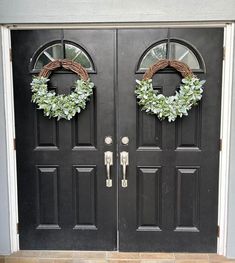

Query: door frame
<box><xmin>1</xmin><ymin>22</ymin><xmax>234</xmax><ymax>255</ymax></box>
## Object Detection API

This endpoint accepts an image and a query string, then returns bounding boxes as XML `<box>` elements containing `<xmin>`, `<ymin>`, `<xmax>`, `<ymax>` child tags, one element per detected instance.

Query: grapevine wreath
<box><xmin>135</xmin><ymin>59</ymin><xmax>206</xmax><ymax>122</ymax></box>
<box><xmin>31</xmin><ymin>59</ymin><xmax>94</xmax><ymax>120</ymax></box>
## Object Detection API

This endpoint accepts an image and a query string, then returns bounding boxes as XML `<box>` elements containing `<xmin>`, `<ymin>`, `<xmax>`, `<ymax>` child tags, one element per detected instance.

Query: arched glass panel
<box><xmin>170</xmin><ymin>42</ymin><xmax>200</xmax><ymax>69</ymax></box>
<box><xmin>139</xmin><ymin>41</ymin><xmax>201</xmax><ymax>71</ymax></box>
<box><xmin>33</xmin><ymin>42</ymin><xmax>94</xmax><ymax>71</ymax></box>
<box><xmin>34</xmin><ymin>44</ymin><xmax>62</xmax><ymax>70</ymax></box>
<box><xmin>139</xmin><ymin>43</ymin><xmax>167</xmax><ymax>70</ymax></box>
<box><xmin>64</xmin><ymin>43</ymin><xmax>92</xmax><ymax>69</ymax></box>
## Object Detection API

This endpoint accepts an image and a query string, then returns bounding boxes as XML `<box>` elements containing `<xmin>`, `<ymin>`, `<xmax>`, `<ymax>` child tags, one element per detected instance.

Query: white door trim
<box><xmin>5</xmin><ymin>21</ymin><xmax>227</xmax><ymax>29</ymax></box>
<box><xmin>217</xmin><ymin>22</ymin><xmax>235</xmax><ymax>256</ymax></box>
<box><xmin>1</xmin><ymin>22</ymin><xmax>234</xmax><ymax>255</ymax></box>
<box><xmin>0</xmin><ymin>26</ymin><xmax>19</xmax><ymax>252</ymax></box>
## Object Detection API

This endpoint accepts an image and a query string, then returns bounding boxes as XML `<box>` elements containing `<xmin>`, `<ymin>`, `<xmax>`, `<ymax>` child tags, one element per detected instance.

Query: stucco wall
<box><xmin>0</xmin><ymin>0</ymin><xmax>235</xmax><ymax>24</ymax></box>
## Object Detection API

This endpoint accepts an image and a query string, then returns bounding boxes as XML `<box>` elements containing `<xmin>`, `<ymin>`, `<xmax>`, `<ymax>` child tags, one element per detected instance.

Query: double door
<box><xmin>11</xmin><ymin>28</ymin><xmax>223</xmax><ymax>251</ymax></box>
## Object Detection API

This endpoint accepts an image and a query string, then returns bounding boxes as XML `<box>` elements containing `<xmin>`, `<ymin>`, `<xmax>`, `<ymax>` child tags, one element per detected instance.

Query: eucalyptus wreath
<box><xmin>31</xmin><ymin>76</ymin><xmax>94</xmax><ymax>120</ymax></box>
<box><xmin>135</xmin><ymin>59</ymin><xmax>206</xmax><ymax>122</ymax></box>
<box><xmin>135</xmin><ymin>76</ymin><xmax>205</xmax><ymax>122</ymax></box>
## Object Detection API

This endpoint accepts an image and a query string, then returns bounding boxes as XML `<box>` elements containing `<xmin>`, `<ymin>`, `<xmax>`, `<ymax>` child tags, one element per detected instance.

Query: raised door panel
<box><xmin>176</xmin><ymin>106</ymin><xmax>202</xmax><ymax>150</ymax></box>
<box><xmin>137</xmin><ymin>167</ymin><xmax>162</xmax><ymax>231</ymax></box>
<box><xmin>35</xmin><ymin>110</ymin><xmax>59</xmax><ymax>150</ymax></box>
<box><xmin>137</xmin><ymin>110</ymin><xmax>162</xmax><ymax>150</ymax></box>
<box><xmin>175</xmin><ymin>167</ymin><xmax>200</xmax><ymax>231</ymax></box>
<box><xmin>36</xmin><ymin>166</ymin><xmax>60</xmax><ymax>229</ymax></box>
<box><xmin>72</xmin><ymin>94</ymin><xmax>97</xmax><ymax>150</ymax></box>
<box><xmin>73</xmin><ymin>166</ymin><xmax>97</xmax><ymax>230</ymax></box>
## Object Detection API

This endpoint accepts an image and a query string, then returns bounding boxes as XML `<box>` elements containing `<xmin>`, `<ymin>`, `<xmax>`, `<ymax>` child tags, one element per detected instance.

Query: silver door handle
<box><xmin>120</xmin><ymin>151</ymin><xmax>129</xmax><ymax>188</ymax></box>
<box><xmin>104</xmin><ymin>151</ymin><xmax>113</xmax><ymax>187</ymax></box>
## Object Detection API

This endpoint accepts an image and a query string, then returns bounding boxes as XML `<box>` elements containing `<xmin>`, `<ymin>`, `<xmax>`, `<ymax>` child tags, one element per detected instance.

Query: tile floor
<box><xmin>0</xmin><ymin>251</ymin><xmax>235</xmax><ymax>263</ymax></box>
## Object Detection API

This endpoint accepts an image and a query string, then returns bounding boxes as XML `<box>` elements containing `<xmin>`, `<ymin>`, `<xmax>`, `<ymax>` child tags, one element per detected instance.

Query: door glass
<box><xmin>170</xmin><ymin>42</ymin><xmax>200</xmax><ymax>69</ymax></box>
<box><xmin>33</xmin><ymin>42</ymin><xmax>94</xmax><ymax>71</ymax></box>
<box><xmin>138</xmin><ymin>41</ymin><xmax>201</xmax><ymax>70</ymax></box>
<box><xmin>139</xmin><ymin>43</ymin><xmax>167</xmax><ymax>70</ymax></box>
<box><xmin>35</xmin><ymin>44</ymin><xmax>63</xmax><ymax>69</ymax></box>
<box><xmin>65</xmin><ymin>43</ymin><xmax>92</xmax><ymax>69</ymax></box>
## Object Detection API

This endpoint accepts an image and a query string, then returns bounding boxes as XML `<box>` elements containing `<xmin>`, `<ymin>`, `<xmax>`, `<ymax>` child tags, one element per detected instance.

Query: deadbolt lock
<box><xmin>121</xmin><ymin>136</ymin><xmax>129</xmax><ymax>145</ymax></box>
<box><xmin>104</xmin><ymin>136</ymin><xmax>113</xmax><ymax>145</ymax></box>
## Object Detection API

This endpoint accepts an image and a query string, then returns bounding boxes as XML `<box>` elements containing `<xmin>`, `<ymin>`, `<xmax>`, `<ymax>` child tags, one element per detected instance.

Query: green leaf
<box><xmin>31</xmin><ymin>76</ymin><xmax>94</xmax><ymax>121</ymax></box>
<box><xmin>135</xmin><ymin>76</ymin><xmax>205</xmax><ymax>122</ymax></box>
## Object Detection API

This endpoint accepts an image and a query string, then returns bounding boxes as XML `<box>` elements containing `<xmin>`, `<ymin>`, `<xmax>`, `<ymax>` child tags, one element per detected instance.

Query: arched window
<box><xmin>137</xmin><ymin>39</ymin><xmax>205</xmax><ymax>72</ymax></box>
<box><xmin>30</xmin><ymin>40</ymin><xmax>95</xmax><ymax>73</ymax></box>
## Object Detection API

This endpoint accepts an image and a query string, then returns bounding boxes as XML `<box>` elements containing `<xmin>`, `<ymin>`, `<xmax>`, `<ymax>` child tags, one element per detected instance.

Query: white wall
<box><xmin>0</xmin><ymin>0</ymin><xmax>235</xmax><ymax>23</ymax></box>
<box><xmin>227</xmin><ymin>25</ymin><xmax>235</xmax><ymax>258</ymax></box>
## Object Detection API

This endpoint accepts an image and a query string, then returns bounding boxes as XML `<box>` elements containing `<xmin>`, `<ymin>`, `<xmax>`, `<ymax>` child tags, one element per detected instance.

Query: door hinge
<box><xmin>219</xmin><ymin>138</ymin><xmax>222</xmax><ymax>151</ymax></box>
<box><xmin>17</xmin><ymin>222</ymin><xmax>19</xmax><ymax>234</ymax></box>
<box><xmin>223</xmin><ymin>47</ymin><xmax>226</xmax><ymax>60</ymax></box>
<box><xmin>13</xmin><ymin>138</ymin><xmax>16</xmax><ymax>150</ymax></box>
<box><xmin>217</xmin><ymin>225</ymin><xmax>220</xmax><ymax>238</ymax></box>
<box><xmin>9</xmin><ymin>48</ymin><xmax>12</xmax><ymax>62</ymax></box>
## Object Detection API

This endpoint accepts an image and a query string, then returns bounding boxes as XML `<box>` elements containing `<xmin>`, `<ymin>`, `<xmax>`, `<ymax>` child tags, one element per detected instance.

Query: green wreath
<box><xmin>31</xmin><ymin>59</ymin><xmax>94</xmax><ymax>120</ymax></box>
<box><xmin>135</xmin><ymin>60</ymin><xmax>206</xmax><ymax>122</ymax></box>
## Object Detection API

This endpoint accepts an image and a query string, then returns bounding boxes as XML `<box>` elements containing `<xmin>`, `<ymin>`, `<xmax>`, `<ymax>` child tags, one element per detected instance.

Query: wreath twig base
<box><xmin>135</xmin><ymin>59</ymin><xmax>206</xmax><ymax>122</ymax></box>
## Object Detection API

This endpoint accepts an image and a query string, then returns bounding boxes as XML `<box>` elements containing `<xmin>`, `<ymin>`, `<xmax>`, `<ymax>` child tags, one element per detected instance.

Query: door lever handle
<box><xmin>104</xmin><ymin>151</ymin><xmax>113</xmax><ymax>187</ymax></box>
<box><xmin>120</xmin><ymin>151</ymin><xmax>129</xmax><ymax>188</ymax></box>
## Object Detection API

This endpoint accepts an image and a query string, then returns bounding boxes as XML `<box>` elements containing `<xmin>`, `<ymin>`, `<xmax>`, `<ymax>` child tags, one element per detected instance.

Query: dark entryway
<box><xmin>11</xmin><ymin>28</ymin><xmax>223</xmax><ymax>251</ymax></box>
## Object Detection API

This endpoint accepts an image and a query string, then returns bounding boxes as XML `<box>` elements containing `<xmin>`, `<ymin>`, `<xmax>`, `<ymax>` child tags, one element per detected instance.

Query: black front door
<box><xmin>117</xmin><ymin>28</ymin><xmax>223</xmax><ymax>252</ymax></box>
<box><xmin>12</xmin><ymin>29</ymin><xmax>117</xmax><ymax>250</ymax></box>
<box><xmin>12</xmin><ymin>28</ymin><xmax>223</xmax><ymax>251</ymax></box>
